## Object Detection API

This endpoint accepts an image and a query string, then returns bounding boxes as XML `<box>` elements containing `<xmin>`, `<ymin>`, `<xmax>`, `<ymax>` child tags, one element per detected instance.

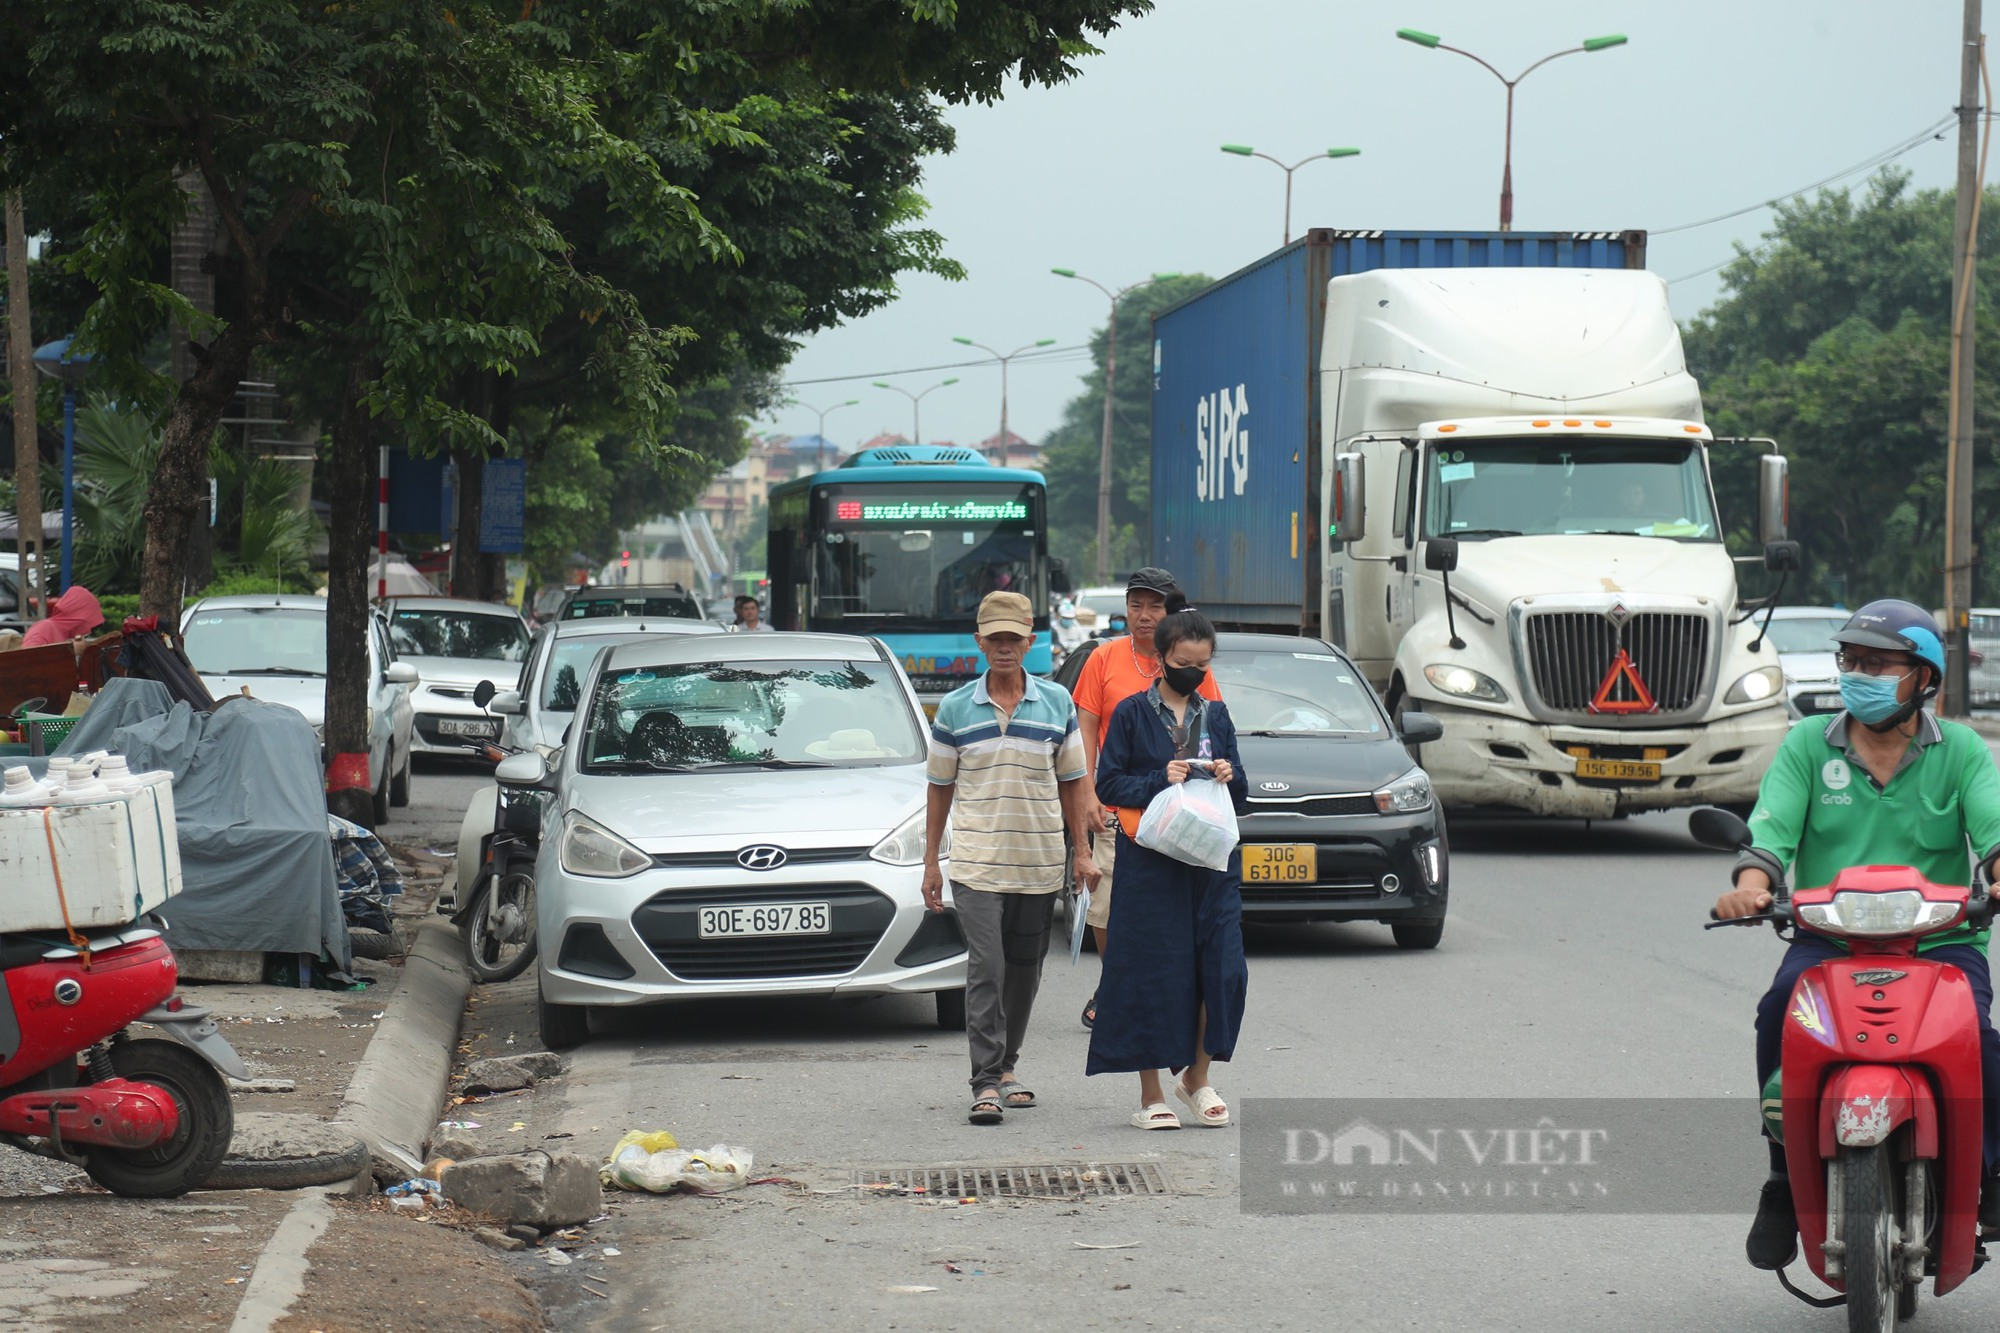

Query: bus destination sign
<box><xmin>832</xmin><ymin>498</ymin><xmax>1029</xmax><ymax>524</ymax></box>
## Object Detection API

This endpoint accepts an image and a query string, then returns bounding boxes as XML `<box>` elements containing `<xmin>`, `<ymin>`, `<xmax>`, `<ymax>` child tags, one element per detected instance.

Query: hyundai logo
<box><xmin>737</xmin><ymin>845</ymin><xmax>788</xmax><ymax>871</ymax></box>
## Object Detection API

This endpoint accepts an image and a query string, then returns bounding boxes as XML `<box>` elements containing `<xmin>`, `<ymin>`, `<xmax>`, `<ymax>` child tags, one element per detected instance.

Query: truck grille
<box><xmin>1523</xmin><ymin>611</ymin><xmax>1710</xmax><ymax>714</ymax></box>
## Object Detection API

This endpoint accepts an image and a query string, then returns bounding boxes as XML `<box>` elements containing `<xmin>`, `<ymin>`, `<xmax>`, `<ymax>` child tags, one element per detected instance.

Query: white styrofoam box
<box><xmin>0</xmin><ymin>782</ymin><xmax>181</xmax><ymax>932</ymax></box>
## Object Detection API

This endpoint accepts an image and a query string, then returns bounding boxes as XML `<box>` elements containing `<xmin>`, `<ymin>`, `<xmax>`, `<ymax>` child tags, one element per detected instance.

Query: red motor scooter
<box><xmin>1697</xmin><ymin>807</ymin><xmax>1992</xmax><ymax>1330</ymax></box>
<box><xmin>0</xmin><ymin>916</ymin><xmax>245</xmax><ymax>1197</ymax></box>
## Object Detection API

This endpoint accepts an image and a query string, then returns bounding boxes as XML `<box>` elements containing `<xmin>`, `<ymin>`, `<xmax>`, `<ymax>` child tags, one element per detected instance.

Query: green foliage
<box><xmin>521</xmin><ymin>418</ymin><xmax>616</xmax><ymax>584</ymax></box>
<box><xmin>193</xmin><ymin>567</ymin><xmax>314</xmax><ymax>600</ymax></box>
<box><xmin>231</xmin><ymin>460</ymin><xmax>313</xmax><ymax>586</ymax></box>
<box><xmin>96</xmin><ymin>593</ymin><xmax>141</xmax><ymax>623</ymax></box>
<box><xmin>1039</xmin><ymin>275</ymin><xmax>1212</xmax><ymax>574</ymax></box>
<box><xmin>1686</xmin><ymin>170</ymin><xmax>2000</xmax><ymax>606</ymax></box>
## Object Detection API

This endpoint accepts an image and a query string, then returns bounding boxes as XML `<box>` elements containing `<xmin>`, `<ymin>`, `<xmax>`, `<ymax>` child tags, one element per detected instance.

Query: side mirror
<box><xmin>1333</xmin><ymin>452</ymin><xmax>1367</xmax><ymax>546</ymax></box>
<box><xmin>1763</xmin><ymin>540</ymin><xmax>1801</xmax><ymax>573</ymax></box>
<box><xmin>1423</xmin><ymin>538</ymin><xmax>1459</xmax><ymax>573</ymax></box>
<box><xmin>1049</xmin><ymin>557</ymin><xmax>1073</xmax><ymax>596</ymax></box>
<box><xmin>384</xmin><ymin>661</ymin><xmax>419</xmax><ymax>685</ymax></box>
<box><xmin>1688</xmin><ymin>806</ymin><xmax>1753</xmax><ymax>852</ymax></box>
<box><xmin>494</xmin><ymin>751</ymin><xmax>549</xmax><ymax>788</ymax></box>
<box><xmin>1399</xmin><ymin>711</ymin><xmax>1444</xmax><ymax>745</ymax></box>
<box><xmin>488</xmin><ymin>689</ymin><xmax>524</xmax><ymax>716</ymax></box>
<box><xmin>473</xmin><ymin>680</ymin><xmax>497</xmax><ymax>709</ymax></box>
<box><xmin>1757</xmin><ymin>453</ymin><xmax>1789</xmax><ymax>545</ymax></box>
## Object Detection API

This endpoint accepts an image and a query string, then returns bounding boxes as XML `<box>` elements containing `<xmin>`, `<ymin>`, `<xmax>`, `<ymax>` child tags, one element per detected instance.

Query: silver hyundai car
<box><xmin>523</xmin><ymin>632</ymin><xmax>964</xmax><ymax>1048</ymax></box>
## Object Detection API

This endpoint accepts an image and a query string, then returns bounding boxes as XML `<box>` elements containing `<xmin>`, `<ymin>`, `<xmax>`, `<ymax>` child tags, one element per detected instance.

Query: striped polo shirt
<box><xmin>927</xmin><ymin>672</ymin><xmax>1088</xmax><ymax>893</ymax></box>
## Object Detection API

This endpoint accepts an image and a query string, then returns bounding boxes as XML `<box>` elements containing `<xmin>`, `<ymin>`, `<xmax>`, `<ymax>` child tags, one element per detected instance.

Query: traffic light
<box><xmin>620</xmin><ymin>550</ymin><xmax>630</xmax><ymax>569</ymax></box>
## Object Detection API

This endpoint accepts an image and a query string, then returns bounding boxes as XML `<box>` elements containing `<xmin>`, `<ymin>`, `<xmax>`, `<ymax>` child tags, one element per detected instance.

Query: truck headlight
<box><xmin>559</xmin><ymin>813</ymin><xmax>650</xmax><ymax>878</ymax></box>
<box><xmin>1725</xmin><ymin>666</ymin><xmax>1784</xmax><ymax>705</ymax></box>
<box><xmin>1373</xmin><ymin>768</ymin><xmax>1434</xmax><ymax>814</ymax></box>
<box><xmin>1423</xmin><ymin>664</ymin><xmax>1508</xmax><ymax>703</ymax></box>
<box><xmin>870</xmin><ymin>808</ymin><xmax>951</xmax><ymax>866</ymax></box>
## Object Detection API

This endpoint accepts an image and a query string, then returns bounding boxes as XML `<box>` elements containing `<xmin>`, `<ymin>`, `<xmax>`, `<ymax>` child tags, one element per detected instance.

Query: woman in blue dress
<box><xmin>1087</xmin><ymin>608</ymin><xmax>1250</xmax><ymax>1129</ymax></box>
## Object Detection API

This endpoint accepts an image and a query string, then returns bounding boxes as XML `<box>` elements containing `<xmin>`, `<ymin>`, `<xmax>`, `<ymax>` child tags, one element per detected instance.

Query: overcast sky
<box><xmin>761</xmin><ymin>0</ymin><xmax>1970</xmax><ymax>454</ymax></box>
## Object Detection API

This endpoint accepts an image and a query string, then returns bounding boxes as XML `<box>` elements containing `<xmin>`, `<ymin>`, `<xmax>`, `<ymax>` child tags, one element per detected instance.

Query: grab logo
<box><xmin>1195</xmin><ymin>384</ymin><xmax>1250</xmax><ymax>502</ymax></box>
<box><xmin>1822</xmin><ymin>759</ymin><xmax>1851</xmax><ymax>792</ymax></box>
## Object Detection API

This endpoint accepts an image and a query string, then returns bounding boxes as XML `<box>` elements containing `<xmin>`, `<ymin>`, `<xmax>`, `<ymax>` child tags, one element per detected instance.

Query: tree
<box><xmin>1685</xmin><ymin>171</ymin><xmax>2000</xmax><ymax>607</ymax></box>
<box><xmin>1039</xmin><ymin>275</ymin><xmax>1212</xmax><ymax>576</ymax></box>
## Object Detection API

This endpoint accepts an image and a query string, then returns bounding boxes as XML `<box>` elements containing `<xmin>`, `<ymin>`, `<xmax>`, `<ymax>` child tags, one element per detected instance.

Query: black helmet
<box><xmin>1833</xmin><ymin>600</ymin><xmax>1947</xmax><ymax>679</ymax></box>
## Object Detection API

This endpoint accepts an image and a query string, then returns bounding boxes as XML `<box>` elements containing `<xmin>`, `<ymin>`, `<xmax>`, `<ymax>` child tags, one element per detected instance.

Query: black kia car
<box><xmin>1211</xmin><ymin>633</ymin><xmax>1449</xmax><ymax>947</ymax></box>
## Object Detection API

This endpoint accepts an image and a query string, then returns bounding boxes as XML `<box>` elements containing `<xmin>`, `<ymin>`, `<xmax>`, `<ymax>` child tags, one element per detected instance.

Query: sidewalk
<box><xmin>0</xmin><ymin>849</ymin><xmax>539</xmax><ymax>1332</ymax></box>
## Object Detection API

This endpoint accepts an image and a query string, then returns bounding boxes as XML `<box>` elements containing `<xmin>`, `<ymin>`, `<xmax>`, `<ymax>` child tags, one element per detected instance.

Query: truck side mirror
<box><xmin>1757</xmin><ymin>454</ymin><xmax>1789</xmax><ymax>545</ymax></box>
<box><xmin>1048</xmin><ymin>558</ymin><xmax>1072</xmax><ymax>595</ymax></box>
<box><xmin>1763</xmin><ymin>540</ymin><xmax>1801</xmax><ymax>573</ymax></box>
<box><xmin>1333</xmin><ymin>453</ymin><xmax>1367</xmax><ymax>545</ymax></box>
<box><xmin>1424</xmin><ymin>538</ymin><xmax>1459</xmax><ymax>573</ymax></box>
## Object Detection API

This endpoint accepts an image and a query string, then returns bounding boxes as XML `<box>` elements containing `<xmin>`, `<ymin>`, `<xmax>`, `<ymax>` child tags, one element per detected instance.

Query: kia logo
<box><xmin>737</xmin><ymin>845</ymin><xmax>788</xmax><ymax>871</ymax></box>
<box><xmin>1260</xmin><ymin>781</ymin><xmax>1291</xmax><ymax>792</ymax></box>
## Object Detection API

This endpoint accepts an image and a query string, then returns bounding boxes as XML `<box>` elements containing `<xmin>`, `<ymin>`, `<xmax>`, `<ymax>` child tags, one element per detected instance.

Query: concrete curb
<box><xmin>230</xmin><ymin>919</ymin><xmax>470</xmax><ymax>1333</ymax></box>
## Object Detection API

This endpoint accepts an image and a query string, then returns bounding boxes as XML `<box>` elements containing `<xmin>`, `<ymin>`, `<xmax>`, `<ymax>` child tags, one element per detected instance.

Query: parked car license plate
<box><xmin>1574</xmin><ymin>758</ymin><xmax>1661</xmax><ymax>782</ymax></box>
<box><xmin>698</xmin><ymin>903</ymin><xmax>831</xmax><ymax>938</ymax></box>
<box><xmin>1808</xmin><ymin>693</ymin><xmax>1843</xmax><ymax>713</ymax></box>
<box><xmin>438</xmin><ymin>718</ymin><xmax>498</xmax><ymax>737</ymax></box>
<box><xmin>1241</xmin><ymin>844</ymin><xmax>1316</xmax><ymax>884</ymax></box>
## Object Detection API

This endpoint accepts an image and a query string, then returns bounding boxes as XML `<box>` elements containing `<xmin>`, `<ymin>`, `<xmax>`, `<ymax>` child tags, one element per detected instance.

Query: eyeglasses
<box><xmin>1835</xmin><ymin>652</ymin><xmax>1915</xmax><ymax>677</ymax></box>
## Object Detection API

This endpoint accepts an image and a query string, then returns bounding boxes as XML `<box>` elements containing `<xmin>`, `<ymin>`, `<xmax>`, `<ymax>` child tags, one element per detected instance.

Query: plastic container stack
<box><xmin>0</xmin><ymin>753</ymin><xmax>181</xmax><ymax>931</ymax></box>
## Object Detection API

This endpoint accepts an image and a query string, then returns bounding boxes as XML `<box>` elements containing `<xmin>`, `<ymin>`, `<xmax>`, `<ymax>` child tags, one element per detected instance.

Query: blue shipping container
<box><xmin>1149</xmin><ymin>228</ymin><xmax>1645</xmax><ymax>631</ymax></box>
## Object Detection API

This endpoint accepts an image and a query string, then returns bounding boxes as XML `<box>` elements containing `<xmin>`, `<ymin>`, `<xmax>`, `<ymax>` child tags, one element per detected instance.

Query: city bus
<box><xmin>767</xmin><ymin>445</ymin><xmax>1053</xmax><ymax>708</ymax></box>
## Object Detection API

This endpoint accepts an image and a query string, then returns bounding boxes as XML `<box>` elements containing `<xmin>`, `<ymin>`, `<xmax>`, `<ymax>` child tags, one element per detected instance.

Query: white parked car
<box><xmin>518</xmin><ymin>631</ymin><xmax>963</xmax><ymax>1049</ymax></box>
<box><xmin>179</xmin><ymin>594</ymin><xmax>417</xmax><ymax>826</ymax></box>
<box><xmin>380</xmin><ymin>596</ymin><xmax>531</xmax><ymax>756</ymax></box>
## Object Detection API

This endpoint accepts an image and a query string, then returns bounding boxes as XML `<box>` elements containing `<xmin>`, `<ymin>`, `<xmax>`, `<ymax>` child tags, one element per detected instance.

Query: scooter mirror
<box><xmin>1688</xmin><ymin>806</ymin><xmax>1753</xmax><ymax>852</ymax></box>
<box><xmin>473</xmin><ymin>680</ymin><xmax>497</xmax><ymax>710</ymax></box>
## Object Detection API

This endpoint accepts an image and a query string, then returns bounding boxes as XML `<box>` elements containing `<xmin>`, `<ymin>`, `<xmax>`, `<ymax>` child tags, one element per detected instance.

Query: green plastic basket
<box><xmin>18</xmin><ymin>712</ymin><xmax>79</xmax><ymax>752</ymax></box>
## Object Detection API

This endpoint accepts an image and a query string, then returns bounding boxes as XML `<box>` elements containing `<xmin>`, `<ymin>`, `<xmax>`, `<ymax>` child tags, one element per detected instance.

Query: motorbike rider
<box><xmin>1713</xmin><ymin>599</ymin><xmax>2000</xmax><ymax>1269</ymax></box>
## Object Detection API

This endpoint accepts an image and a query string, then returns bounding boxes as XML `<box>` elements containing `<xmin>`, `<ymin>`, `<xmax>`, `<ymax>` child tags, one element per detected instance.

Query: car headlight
<box><xmin>1373</xmin><ymin>767</ymin><xmax>1433</xmax><ymax>814</ymax></box>
<box><xmin>559</xmin><ymin>813</ymin><xmax>650</xmax><ymax>878</ymax></box>
<box><xmin>870</xmin><ymin>808</ymin><xmax>951</xmax><ymax>866</ymax></box>
<box><xmin>1725</xmin><ymin>666</ymin><xmax>1784</xmax><ymax>705</ymax></box>
<box><xmin>1423</xmin><ymin>663</ymin><xmax>1507</xmax><ymax>703</ymax></box>
<box><xmin>1796</xmin><ymin>890</ymin><xmax>1961</xmax><ymax>939</ymax></box>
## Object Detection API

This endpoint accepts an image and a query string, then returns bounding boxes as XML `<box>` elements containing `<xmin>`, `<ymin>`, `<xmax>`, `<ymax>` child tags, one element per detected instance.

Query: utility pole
<box><xmin>4</xmin><ymin>195</ymin><xmax>40</xmax><ymax>621</ymax></box>
<box><xmin>1944</xmin><ymin>0</ymin><xmax>1984</xmax><ymax>716</ymax></box>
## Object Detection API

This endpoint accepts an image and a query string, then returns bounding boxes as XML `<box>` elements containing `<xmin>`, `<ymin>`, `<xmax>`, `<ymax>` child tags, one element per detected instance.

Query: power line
<box><xmin>778</xmin><ymin>343</ymin><xmax>1090</xmax><ymax>389</ymax></box>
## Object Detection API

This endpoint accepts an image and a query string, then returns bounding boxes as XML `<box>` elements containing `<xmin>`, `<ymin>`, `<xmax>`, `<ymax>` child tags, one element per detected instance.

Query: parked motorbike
<box><xmin>0</xmin><ymin>917</ymin><xmax>246</xmax><ymax>1196</ymax></box>
<box><xmin>1696</xmin><ymin>806</ymin><xmax>1994</xmax><ymax>1329</ymax></box>
<box><xmin>451</xmin><ymin>681</ymin><xmax>542</xmax><ymax>984</ymax></box>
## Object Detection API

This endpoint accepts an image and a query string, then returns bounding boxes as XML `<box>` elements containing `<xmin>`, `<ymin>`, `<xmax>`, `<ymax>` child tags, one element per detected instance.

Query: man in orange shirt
<box><xmin>1071</xmin><ymin>567</ymin><xmax>1222</xmax><ymax>1028</ymax></box>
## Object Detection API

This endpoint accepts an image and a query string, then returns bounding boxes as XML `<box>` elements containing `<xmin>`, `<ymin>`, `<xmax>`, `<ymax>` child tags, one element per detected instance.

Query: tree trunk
<box><xmin>171</xmin><ymin>173</ymin><xmax>219</xmax><ymax>594</ymax></box>
<box><xmin>449</xmin><ymin>439</ymin><xmax>485</xmax><ymax>598</ymax></box>
<box><xmin>4</xmin><ymin>194</ymin><xmax>42</xmax><ymax>620</ymax></box>
<box><xmin>138</xmin><ymin>323</ymin><xmax>262</xmax><ymax>621</ymax></box>
<box><xmin>324</xmin><ymin>354</ymin><xmax>380</xmax><ymax>828</ymax></box>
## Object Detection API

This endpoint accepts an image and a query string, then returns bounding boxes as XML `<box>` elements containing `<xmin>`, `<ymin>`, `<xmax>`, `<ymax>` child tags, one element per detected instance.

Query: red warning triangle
<box><xmin>1589</xmin><ymin>648</ymin><xmax>1658</xmax><ymax>715</ymax></box>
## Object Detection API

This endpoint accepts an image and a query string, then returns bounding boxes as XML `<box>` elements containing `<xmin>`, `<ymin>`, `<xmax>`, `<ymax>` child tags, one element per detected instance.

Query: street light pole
<box><xmin>31</xmin><ymin>337</ymin><xmax>93</xmax><ymax>594</ymax></box>
<box><xmin>1219</xmin><ymin>145</ymin><xmax>1361</xmax><ymax>244</ymax></box>
<box><xmin>799</xmin><ymin>397</ymin><xmax>859</xmax><ymax>472</ymax></box>
<box><xmin>952</xmin><ymin>336</ymin><xmax>1056</xmax><ymax>458</ymax></box>
<box><xmin>871</xmin><ymin>378</ymin><xmax>959</xmax><ymax>445</ymax></box>
<box><xmin>1396</xmin><ymin>28</ymin><xmax>1627</xmax><ymax>231</ymax></box>
<box><xmin>1051</xmin><ymin>269</ymin><xmax>1181</xmax><ymax>583</ymax></box>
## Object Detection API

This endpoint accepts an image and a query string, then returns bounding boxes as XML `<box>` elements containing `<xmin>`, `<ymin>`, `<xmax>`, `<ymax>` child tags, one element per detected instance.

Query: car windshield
<box><xmin>541</xmin><ymin>635</ymin><xmax>632</xmax><ymax>712</ymax></box>
<box><xmin>388</xmin><ymin>608</ymin><xmax>528</xmax><ymax>661</ymax></box>
<box><xmin>1765</xmin><ymin>616</ymin><xmax>1847</xmax><ymax>655</ymax></box>
<box><xmin>1423</xmin><ymin>439</ymin><xmax>1720</xmax><ymax>541</ymax></box>
<box><xmin>812</xmin><ymin>484</ymin><xmax>1045</xmax><ymax>633</ymax></box>
<box><xmin>182</xmin><ymin>607</ymin><xmax>327</xmax><ymax>676</ymax></box>
<box><xmin>1209</xmin><ymin>648</ymin><xmax>1386</xmax><ymax>737</ymax></box>
<box><xmin>565</xmin><ymin>593</ymin><xmax>702</xmax><ymax>620</ymax></box>
<box><xmin>580</xmin><ymin>658</ymin><xmax>923</xmax><ymax>771</ymax></box>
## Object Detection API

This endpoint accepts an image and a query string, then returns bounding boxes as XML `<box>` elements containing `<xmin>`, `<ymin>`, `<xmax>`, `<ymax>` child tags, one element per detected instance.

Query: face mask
<box><xmin>1162</xmin><ymin>663</ymin><xmax>1207</xmax><ymax>697</ymax></box>
<box><xmin>1838</xmin><ymin>671</ymin><xmax>1908</xmax><ymax>725</ymax></box>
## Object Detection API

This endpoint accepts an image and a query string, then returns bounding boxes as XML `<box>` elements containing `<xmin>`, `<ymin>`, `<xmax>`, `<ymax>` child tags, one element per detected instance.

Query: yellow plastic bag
<box><xmin>601</xmin><ymin>1129</ymin><xmax>753</xmax><ymax>1194</ymax></box>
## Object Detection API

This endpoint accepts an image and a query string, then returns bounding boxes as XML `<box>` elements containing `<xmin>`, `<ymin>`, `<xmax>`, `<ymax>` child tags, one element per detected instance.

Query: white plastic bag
<box><xmin>1134</xmin><ymin>777</ymin><xmax>1239</xmax><ymax>870</ymax></box>
<box><xmin>603</xmin><ymin>1135</ymin><xmax>754</xmax><ymax>1194</ymax></box>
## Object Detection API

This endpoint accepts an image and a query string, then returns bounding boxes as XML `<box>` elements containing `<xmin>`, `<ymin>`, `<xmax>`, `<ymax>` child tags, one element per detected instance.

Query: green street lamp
<box><xmin>951</xmin><ymin>336</ymin><xmax>1057</xmax><ymax>459</ymax></box>
<box><xmin>1395</xmin><ymin>28</ymin><xmax>1628</xmax><ymax>230</ymax></box>
<box><xmin>1051</xmin><ymin>269</ymin><xmax>1183</xmax><ymax>582</ymax></box>
<box><xmin>871</xmin><ymin>378</ymin><xmax>958</xmax><ymax>445</ymax></box>
<box><xmin>797</xmin><ymin>397</ymin><xmax>859</xmax><ymax>472</ymax></box>
<box><xmin>1219</xmin><ymin>145</ymin><xmax>1361</xmax><ymax>245</ymax></box>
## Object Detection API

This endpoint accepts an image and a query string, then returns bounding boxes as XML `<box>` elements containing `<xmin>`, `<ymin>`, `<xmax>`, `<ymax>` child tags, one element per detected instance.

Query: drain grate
<box><xmin>850</xmin><ymin>1162</ymin><xmax>1170</xmax><ymax>1199</ymax></box>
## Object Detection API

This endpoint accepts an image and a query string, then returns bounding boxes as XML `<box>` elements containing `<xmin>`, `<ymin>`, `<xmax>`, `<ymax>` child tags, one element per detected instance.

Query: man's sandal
<box><xmin>1174</xmin><ymin>1079</ymin><xmax>1230</xmax><ymax>1127</ymax></box>
<box><xmin>1000</xmin><ymin>1081</ymin><xmax>1037</xmax><ymax>1108</ymax></box>
<box><xmin>969</xmin><ymin>1090</ymin><xmax>1005</xmax><ymax>1125</ymax></box>
<box><xmin>1131</xmin><ymin>1102</ymin><xmax>1181</xmax><ymax>1130</ymax></box>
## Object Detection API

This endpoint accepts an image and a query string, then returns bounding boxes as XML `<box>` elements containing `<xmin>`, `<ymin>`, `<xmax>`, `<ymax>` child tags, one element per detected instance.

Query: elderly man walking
<box><xmin>922</xmin><ymin>591</ymin><xmax>1100</xmax><ymax>1124</ymax></box>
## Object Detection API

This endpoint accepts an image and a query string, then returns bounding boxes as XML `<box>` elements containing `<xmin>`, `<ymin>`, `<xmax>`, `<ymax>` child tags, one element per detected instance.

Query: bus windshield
<box><xmin>1422</xmin><ymin>439</ymin><xmax>1719</xmax><ymax>541</ymax></box>
<box><xmin>811</xmin><ymin>483</ymin><xmax>1044</xmax><ymax>633</ymax></box>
